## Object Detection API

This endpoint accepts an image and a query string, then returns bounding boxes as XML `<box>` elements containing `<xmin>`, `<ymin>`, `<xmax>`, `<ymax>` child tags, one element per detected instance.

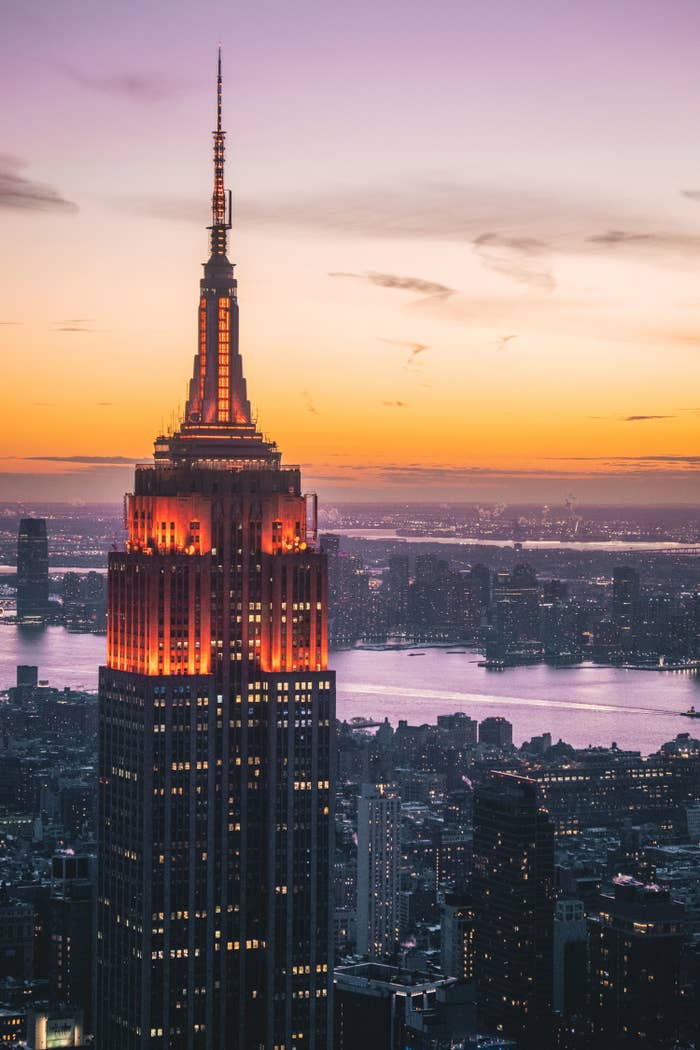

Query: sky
<box><xmin>1</xmin><ymin>0</ymin><xmax>700</xmax><ymax>505</ymax></box>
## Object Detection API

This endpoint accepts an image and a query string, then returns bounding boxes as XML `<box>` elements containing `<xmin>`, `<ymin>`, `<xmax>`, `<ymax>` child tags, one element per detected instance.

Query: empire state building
<box><xmin>97</xmin><ymin>52</ymin><xmax>335</xmax><ymax>1050</ymax></box>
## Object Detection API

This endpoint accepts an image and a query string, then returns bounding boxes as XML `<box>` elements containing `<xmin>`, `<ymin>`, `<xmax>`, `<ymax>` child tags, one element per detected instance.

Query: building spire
<box><xmin>210</xmin><ymin>45</ymin><xmax>231</xmax><ymax>256</ymax></box>
<box><xmin>217</xmin><ymin>44</ymin><xmax>222</xmax><ymax>134</ymax></box>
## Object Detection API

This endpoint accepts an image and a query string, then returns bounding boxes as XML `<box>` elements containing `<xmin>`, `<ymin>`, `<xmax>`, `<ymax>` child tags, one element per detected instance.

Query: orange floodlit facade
<box><xmin>97</xmin><ymin>50</ymin><xmax>334</xmax><ymax>1050</ymax></box>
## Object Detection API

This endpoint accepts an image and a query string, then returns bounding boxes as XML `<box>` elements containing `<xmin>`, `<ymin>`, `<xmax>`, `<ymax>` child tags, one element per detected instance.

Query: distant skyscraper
<box><xmin>385</xmin><ymin>555</ymin><xmax>409</xmax><ymax>633</ymax></box>
<box><xmin>612</xmin><ymin>566</ymin><xmax>640</xmax><ymax>643</ymax></box>
<box><xmin>97</xmin><ymin>52</ymin><xmax>334</xmax><ymax>1050</ymax></box>
<box><xmin>17</xmin><ymin>519</ymin><xmax>49</xmax><ymax>623</ymax></box>
<box><xmin>472</xmin><ymin>772</ymin><xmax>554</xmax><ymax>1044</ymax></box>
<box><xmin>589</xmin><ymin>878</ymin><xmax>686</xmax><ymax>1045</ymax></box>
<box><xmin>356</xmin><ymin>784</ymin><xmax>400</xmax><ymax>959</ymax></box>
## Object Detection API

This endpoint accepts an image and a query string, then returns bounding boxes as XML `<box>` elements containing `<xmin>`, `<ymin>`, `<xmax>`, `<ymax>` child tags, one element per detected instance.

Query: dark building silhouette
<box><xmin>17</xmin><ymin>665</ymin><xmax>38</xmax><ymax>689</ymax></box>
<box><xmin>472</xmin><ymin>772</ymin><xmax>554</xmax><ymax>1045</ymax></box>
<box><xmin>386</xmin><ymin>555</ymin><xmax>410</xmax><ymax>633</ymax></box>
<box><xmin>334</xmin><ymin>963</ymin><xmax>460</xmax><ymax>1050</ymax></box>
<box><xmin>612</xmin><ymin>566</ymin><xmax>640</xmax><ymax>652</ymax></box>
<box><xmin>478</xmin><ymin>716</ymin><xmax>513</xmax><ymax>748</ymax></box>
<box><xmin>0</xmin><ymin>892</ymin><xmax>34</xmax><ymax>981</ymax></box>
<box><xmin>440</xmin><ymin>891</ymin><xmax>476</xmax><ymax>981</ymax></box>
<box><xmin>49</xmin><ymin>853</ymin><xmax>94</xmax><ymax>1032</ymax></box>
<box><xmin>16</xmin><ymin>519</ymin><xmax>49</xmax><ymax>624</ymax></box>
<box><xmin>588</xmin><ymin>878</ymin><xmax>686</xmax><ymax>1045</ymax></box>
<box><xmin>469</xmin><ymin>563</ymin><xmax>491</xmax><ymax>612</ymax></box>
<box><xmin>97</xmin><ymin>52</ymin><xmax>334</xmax><ymax>1050</ymax></box>
<box><xmin>552</xmin><ymin>899</ymin><xmax>587</xmax><ymax>1019</ymax></box>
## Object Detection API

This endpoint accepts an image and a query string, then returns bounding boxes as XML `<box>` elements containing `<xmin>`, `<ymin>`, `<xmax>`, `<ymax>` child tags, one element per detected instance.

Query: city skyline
<box><xmin>2</xmin><ymin>1</ymin><xmax>700</xmax><ymax>504</ymax></box>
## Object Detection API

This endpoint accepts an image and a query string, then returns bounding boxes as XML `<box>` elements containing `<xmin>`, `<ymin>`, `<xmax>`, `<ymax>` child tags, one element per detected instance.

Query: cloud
<box><xmin>622</xmin><ymin>415</ymin><xmax>675</xmax><ymax>422</ymax></box>
<box><xmin>97</xmin><ymin>402</ymin><xmax>115</xmax><ymax>407</ymax></box>
<box><xmin>497</xmin><ymin>334</ymin><xmax>517</xmax><ymax>350</ymax></box>
<box><xmin>302</xmin><ymin>389</ymin><xmax>320</xmax><ymax>416</ymax></box>
<box><xmin>235</xmin><ymin>180</ymin><xmax>582</xmax><ymax>242</ymax></box>
<box><xmin>0</xmin><ymin>321</ymin><xmax>21</xmax><ymax>326</ymax></box>
<box><xmin>378</xmin><ymin>338</ymin><xmax>430</xmax><ymax>369</ymax></box>
<box><xmin>381</xmin><ymin>400</ymin><xmax>407</xmax><ymax>408</ymax></box>
<box><xmin>329</xmin><ymin>271</ymin><xmax>454</xmax><ymax>302</ymax></box>
<box><xmin>53</xmin><ymin>318</ymin><xmax>97</xmax><ymax>333</ymax></box>
<box><xmin>587</xmin><ymin>229</ymin><xmax>700</xmax><ymax>257</ymax></box>
<box><xmin>64</xmin><ymin>68</ymin><xmax>182</xmax><ymax>102</ymax></box>
<box><xmin>589</xmin><ymin>413</ymin><xmax>676</xmax><ymax>423</ymax></box>
<box><xmin>548</xmin><ymin>455</ymin><xmax>700</xmax><ymax>466</ymax></box>
<box><xmin>23</xmin><ymin>455</ymin><xmax>141</xmax><ymax>465</ymax></box>
<box><xmin>114</xmin><ymin>180</ymin><xmax>700</xmax><ymax>275</ymax></box>
<box><xmin>0</xmin><ymin>155</ymin><xmax>77</xmax><ymax>213</ymax></box>
<box><xmin>473</xmin><ymin>233</ymin><xmax>556</xmax><ymax>291</ymax></box>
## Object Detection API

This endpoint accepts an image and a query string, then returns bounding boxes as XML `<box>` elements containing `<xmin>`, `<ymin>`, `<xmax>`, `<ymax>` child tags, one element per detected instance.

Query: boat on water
<box><xmin>407</xmin><ymin>652</ymin><xmax>426</xmax><ymax>657</ymax></box>
<box><xmin>680</xmin><ymin>706</ymin><xmax>700</xmax><ymax>719</ymax></box>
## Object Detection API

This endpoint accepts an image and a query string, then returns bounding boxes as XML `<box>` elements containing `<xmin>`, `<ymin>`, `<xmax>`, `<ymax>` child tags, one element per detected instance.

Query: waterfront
<box><xmin>1</xmin><ymin>625</ymin><xmax>698</xmax><ymax>754</ymax></box>
<box><xmin>332</xmin><ymin>528</ymin><xmax>700</xmax><ymax>553</ymax></box>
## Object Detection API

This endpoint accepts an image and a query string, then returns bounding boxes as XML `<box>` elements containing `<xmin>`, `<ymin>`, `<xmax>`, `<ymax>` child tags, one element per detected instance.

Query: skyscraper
<box><xmin>17</xmin><ymin>519</ymin><xmax>49</xmax><ymax>624</ymax></box>
<box><xmin>472</xmin><ymin>772</ymin><xmax>554</xmax><ymax>1045</ymax></box>
<box><xmin>356</xmin><ymin>784</ymin><xmax>400</xmax><ymax>960</ymax></box>
<box><xmin>97</xmin><ymin>52</ymin><xmax>334</xmax><ymax>1050</ymax></box>
<box><xmin>588</xmin><ymin>878</ymin><xmax>686</xmax><ymax>1045</ymax></box>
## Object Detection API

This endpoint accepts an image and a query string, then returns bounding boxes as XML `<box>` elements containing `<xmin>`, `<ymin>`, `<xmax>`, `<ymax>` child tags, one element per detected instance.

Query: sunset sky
<box><xmin>2</xmin><ymin>0</ymin><xmax>700</xmax><ymax>504</ymax></box>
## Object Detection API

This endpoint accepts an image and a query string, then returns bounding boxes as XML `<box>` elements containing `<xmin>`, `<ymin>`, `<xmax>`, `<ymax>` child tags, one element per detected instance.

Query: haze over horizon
<box><xmin>2</xmin><ymin>0</ymin><xmax>700</xmax><ymax>503</ymax></box>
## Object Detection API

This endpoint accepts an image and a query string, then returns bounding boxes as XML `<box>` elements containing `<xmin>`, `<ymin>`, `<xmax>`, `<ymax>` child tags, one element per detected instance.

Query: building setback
<box><xmin>96</xmin><ymin>51</ymin><xmax>334</xmax><ymax>1050</ymax></box>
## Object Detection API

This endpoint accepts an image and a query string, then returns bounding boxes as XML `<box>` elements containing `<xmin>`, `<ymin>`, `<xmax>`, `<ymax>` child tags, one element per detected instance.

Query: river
<box><xmin>330</xmin><ymin>529</ymin><xmax>700</xmax><ymax>552</ymax></box>
<box><xmin>0</xmin><ymin>626</ymin><xmax>697</xmax><ymax>755</ymax></box>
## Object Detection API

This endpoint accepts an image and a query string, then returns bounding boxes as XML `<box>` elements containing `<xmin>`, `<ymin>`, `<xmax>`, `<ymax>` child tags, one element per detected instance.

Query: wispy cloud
<box><xmin>0</xmin><ymin>155</ymin><xmax>77</xmax><ymax>213</ymax></box>
<box><xmin>53</xmin><ymin>317</ymin><xmax>97</xmax><ymax>334</ymax></box>
<box><xmin>548</xmin><ymin>454</ymin><xmax>700</xmax><ymax>466</ymax></box>
<box><xmin>23</xmin><ymin>455</ymin><xmax>140</xmax><ymax>465</ymax></box>
<box><xmin>114</xmin><ymin>180</ymin><xmax>700</xmax><ymax>282</ymax></box>
<box><xmin>497</xmin><ymin>334</ymin><xmax>517</xmax><ymax>350</ymax></box>
<box><xmin>329</xmin><ymin>271</ymin><xmax>454</xmax><ymax>302</ymax></box>
<box><xmin>378</xmin><ymin>338</ymin><xmax>430</xmax><ymax>370</ymax></box>
<box><xmin>622</xmin><ymin>414</ymin><xmax>676</xmax><ymax>422</ymax></box>
<box><xmin>589</xmin><ymin>413</ymin><xmax>677</xmax><ymax>423</ymax></box>
<box><xmin>64</xmin><ymin>67</ymin><xmax>183</xmax><ymax>102</ymax></box>
<box><xmin>381</xmin><ymin>400</ymin><xmax>407</xmax><ymax>408</ymax></box>
<box><xmin>587</xmin><ymin>229</ymin><xmax>700</xmax><ymax>258</ymax></box>
<box><xmin>473</xmin><ymin>234</ymin><xmax>556</xmax><ymax>291</ymax></box>
<box><xmin>302</xmin><ymin>389</ymin><xmax>320</xmax><ymax>416</ymax></box>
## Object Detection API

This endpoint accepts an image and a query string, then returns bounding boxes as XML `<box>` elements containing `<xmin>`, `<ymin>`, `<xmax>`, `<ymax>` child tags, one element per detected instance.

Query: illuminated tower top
<box><xmin>154</xmin><ymin>48</ymin><xmax>278</xmax><ymax>468</ymax></box>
